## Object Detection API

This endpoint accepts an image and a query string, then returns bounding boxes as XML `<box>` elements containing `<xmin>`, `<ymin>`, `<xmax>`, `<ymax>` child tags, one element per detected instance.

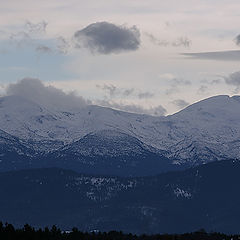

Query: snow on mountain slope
<box><xmin>44</xmin><ymin>129</ymin><xmax>182</xmax><ymax>176</ymax></box>
<box><xmin>163</xmin><ymin>95</ymin><xmax>240</xmax><ymax>163</ymax></box>
<box><xmin>0</xmin><ymin>94</ymin><xmax>240</xmax><ymax>166</ymax></box>
<box><xmin>58</xmin><ymin>129</ymin><xmax>162</xmax><ymax>157</ymax></box>
<box><xmin>0</xmin><ymin>95</ymin><xmax>156</xmax><ymax>147</ymax></box>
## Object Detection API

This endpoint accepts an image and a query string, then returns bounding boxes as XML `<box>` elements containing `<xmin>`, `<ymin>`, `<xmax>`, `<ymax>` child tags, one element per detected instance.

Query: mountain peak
<box><xmin>172</xmin><ymin>95</ymin><xmax>240</xmax><ymax>121</ymax></box>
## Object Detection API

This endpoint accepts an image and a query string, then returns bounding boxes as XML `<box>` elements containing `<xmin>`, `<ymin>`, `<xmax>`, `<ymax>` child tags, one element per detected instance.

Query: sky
<box><xmin>1</xmin><ymin>0</ymin><xmax>240</xmax><ymax>115</ymax></box>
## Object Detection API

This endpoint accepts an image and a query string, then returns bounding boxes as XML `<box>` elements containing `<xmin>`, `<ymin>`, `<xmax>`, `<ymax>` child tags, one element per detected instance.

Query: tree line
<box><xmin>0</xmin><ymin>222</ymin><xmax>239</xmax><ymax>240</ymax></box>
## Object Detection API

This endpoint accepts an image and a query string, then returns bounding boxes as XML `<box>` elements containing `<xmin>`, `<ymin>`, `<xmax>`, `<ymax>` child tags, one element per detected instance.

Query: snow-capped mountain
<box><xmin>0</xmin><ymin>94</ymin><xmax>240</xmax><ymax>174</ymax></box>
<box><xmin>43</xmin><ymin>129</ymin><xmax>182</xmax><ymax>176</ymax></box>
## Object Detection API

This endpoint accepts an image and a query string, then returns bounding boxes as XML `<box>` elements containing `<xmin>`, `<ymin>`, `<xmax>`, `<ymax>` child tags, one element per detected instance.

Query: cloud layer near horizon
<box><xmin>5</xmin><ymin>78</ymin><xmax>166</xmax><ymax>116</ymax></box>
<box><xmin>6</xmin><ymin>78</ymin><xmax>89</xmax><ymax>110</ymax></box>
<box><xmin>182</xmin><ymin>50</ymin><xmax>240</xmax><ymax>61</ymax></box>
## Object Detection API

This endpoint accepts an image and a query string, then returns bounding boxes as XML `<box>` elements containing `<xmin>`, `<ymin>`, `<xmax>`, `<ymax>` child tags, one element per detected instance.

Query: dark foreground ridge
<box><xmin>0</xmin><ymin>222</ymin><xmax>239</xmax><ymax>240</ymax></box>
<box><xmin>0</xmin><ymin>159</ymin><xmax>240</xmax><ymax>234</ymax></box>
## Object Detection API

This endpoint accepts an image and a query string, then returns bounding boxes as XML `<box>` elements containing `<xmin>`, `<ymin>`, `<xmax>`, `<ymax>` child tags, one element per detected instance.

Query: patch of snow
<box><xmin>174</xmin><ymin>188</ymin><xmax>192</xmax><ymax>199</ymax></box>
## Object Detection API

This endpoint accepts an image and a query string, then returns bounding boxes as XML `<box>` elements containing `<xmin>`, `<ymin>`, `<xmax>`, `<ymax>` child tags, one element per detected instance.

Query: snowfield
<box><xmin>0</xmin><ymin>94</ymin><xmax>240</xmax><ymax>166</ymax></box>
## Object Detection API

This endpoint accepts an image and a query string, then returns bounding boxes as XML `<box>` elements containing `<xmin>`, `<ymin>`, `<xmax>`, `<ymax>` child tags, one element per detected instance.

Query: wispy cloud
<box><xmin>182</xmin><ymin>50</ymin><xmax>240</xmax><ymax>61</ymax></box>
<box><xmin>146</xmin><ymin>33</ymin><xmax>191</xmax><ymax>48</ymax></box>
<box><xmin>224</xmin><ymin>71</ymin><xmax>240</xmax><ymax>93</ymax></box>
<box><xmin>4</xmin><ymin>20</ymin><xmax>70</xmax><ymax>56</ymax></box>
<box><xmin>35</xmin><ymin>45</ymin><xmax>53</xmax><ymax>54</ymax></box>
<box><xmin>165</xmin><ymin>78</ymin><xmax>191</xmax><ymax>95</ymax></box>
<box><xmin>197</xmin><ymin>85</ymin><xmax>208</xmax><ymax>95</ymax></box>
<box><xmin>96</xmin><ymin>99</ymin><xmax>166</xmax><ymax>116</ymax></box>
<box><xmin>25</xmin><ymin>21</ymin><xmax>48</xmax><ymax>35</ymax></box>
<box><xmin>96</xmin><ymin>84</ymin><xmax>154</xmax><ymax>99</ymax></box>
<box><xmin>5</xmin><ymin>78</ymin><xmax>165</xmax><ymax>116</ymax></box>
<box><xmin>171</xmin><ymin>99</ymin><xmax>189</xmax><ymax>109</ymax></box>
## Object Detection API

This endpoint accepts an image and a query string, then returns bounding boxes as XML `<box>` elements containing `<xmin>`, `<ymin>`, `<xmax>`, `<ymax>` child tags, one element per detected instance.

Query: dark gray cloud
<box><xmin>234</xmin><ymin>34</ymin><xmax>240</xmax><ymax>46</ymax></box>
<box><xmin>96</xmin><ymin>100</ymin><xmax>166</xmax><ymax>116</ymax></box>
<box><xmin>171</xmin><ymin>99</ymin><xmax>189</xmax><ymax>109</ymax></box>
<box><xmin>73</xmin><ymin>22</ymin><xmax>141</xmax><ymax>54</ymax></box>
<box><xmin>224</xmin><ymin>71</ymin><xmax>240</xmax><ymax>92</ymax></box>
<box><xmin>6</xmin><ymin>78</ymin><xmax>89</xmax><ymax>110</ymax></box>
<box><xmin>146</xmin><ymin>33</ymin><xmax>191</xmax><ymax>48</ymax></box>
<box><xmin>182</xmin><ymin>50</ymin><xmax>240</xmax><ymax>61</ymax></box>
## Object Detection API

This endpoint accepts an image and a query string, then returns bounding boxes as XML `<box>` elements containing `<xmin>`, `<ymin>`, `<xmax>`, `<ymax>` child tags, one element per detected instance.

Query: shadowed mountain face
<box><xmin>0</xmin><ymin>128</ymin><xmax>184</xmax><ymax>176</ymax></box>
<box><xmin>1</xmin><ymin>94</ymin><xmax>240</xmax><ymax>175</ymax></box>
<box><xmin>0</xmin><ymin>160</ymin><xmax>239</xmax><ymax>234</ymax></box>
<box><xmin>42</xmin><ymin>130</ymin><xmax>185</xmax><ymax>176</ymax></box>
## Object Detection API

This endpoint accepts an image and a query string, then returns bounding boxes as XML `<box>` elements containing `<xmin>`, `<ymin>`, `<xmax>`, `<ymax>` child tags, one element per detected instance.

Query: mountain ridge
<box><xmin>0</xmin><ymin>94</ymin><xmax>240</xmax><ymax>174</ymax></box>
<box><xmin>0</xmin><ymin>159</ymin><xmax>239</xmax><ymax>233</ymax></box>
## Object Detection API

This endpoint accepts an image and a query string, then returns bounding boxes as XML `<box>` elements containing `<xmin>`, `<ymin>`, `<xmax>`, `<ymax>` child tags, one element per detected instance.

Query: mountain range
<box><xmin>0</xmin><ymin>159</ymin><xmax>239</xmax><ymax>234</ymax></box>
<box><xmin>1</xmin><ymin>93</ymin><xmax>240</xmax><ymax>233</ymax></box>
<box><xmin>0</xmin><ymin>94</ymin><xmax>240</xmax><ymax>175</ymax></box>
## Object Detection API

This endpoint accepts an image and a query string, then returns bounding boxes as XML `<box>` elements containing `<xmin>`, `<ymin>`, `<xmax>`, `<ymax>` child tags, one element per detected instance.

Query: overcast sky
<box><xmin>1</xmin><ymin>0</ymin><xmax>240</xmax><ymax>115</ymax></box>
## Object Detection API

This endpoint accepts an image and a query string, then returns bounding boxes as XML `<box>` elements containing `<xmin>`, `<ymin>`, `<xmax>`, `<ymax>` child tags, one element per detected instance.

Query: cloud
<box><xmin>171</xmin><ymin>99</ymin><xmax>189</xmax><ymax>109</ymax></box>
<box><xmin>165</xmin><ymin>78</ymin><xmax>191</xmax><ymax>95</ymax></box>
<box><xmin>96</xmin><ymin>100</ymin><xmax>166</xmax><ymax>116</ymax></box>
<box><xmin>9</xmin><ymin>20</ymin><xmax>48</xmax><ymax>45</ymax></box>
<box><xmin>123</xmin><ymin>88</ymin><xmax>135</xmax><ymax>97</ymax></box>
<box><xmin>138</xmin><ymin>92</ymin><xmax>154</xmax><ymax>99</ymax></box>
<box><xmin>96</xmin><ymin>84</ymin><xmax>132</xmax><ymax>97</ymax></box>
<box><xmin>56</xmin><ymin>36</ymin><xmax>71</xmax><ymax>54</ymax></box>
<box><xmin>25</xmin><ymin>21</ymin><xmax>48</xmax><ymax>35</ymax></box>
<box><xmin>181</xmin><ymin>50</ymin><xmax>240</xmax><ymax>61</ymax></box>
<box><xmin>224</xmin><ymin>71</ymin><xmax>240</xmax><ymax>92</ymax></box>
<box><xmin>172</xmin><ymin>37</ymin><xmax>192</xmax><ymax>48</ymax></box>
<box><xmin>146</xmin><ymin>33</ymin><xmax>191</xmax><ymax>48</ymax></box>
<box><xmin>209</xmin><ymin>79</ymin><xmax>222</xmax><ymax>84</ymax></box>
<box><xmin>5</xmin><ymin>79</ymin><xmax>164</xmax><ymax>116</ymax></box>
<box><xmin>197</xmin><ymin>85</ymin><xmax>208</xmax><ymax>94</ymax></box>
<box><xmin>172</xmin><ymin>78</ymin><xmax>191</xmax><ymax>85</ymax></box>
<box><xmin>35</xmin><ymin>45</ymin><xmax>53</xmax><ymax>54</ymax></box>
<box><xmin>6</xmin><ymin>20</ymin><xmax>69</xmax><ymax>55</ymax></box>
<box><xmin>234</xmin><ymin>34</ymin><xmax>240</xmax><ymax>46</ymax></box>
<box><xmin>73</xmin><ymin>21</ymin><xmax>141</xmax><ymax>54</ymax></box>
<box><xmin>6</xmin><ymin>78</ymin><xmax>89</xmax><ymax>110</ymax></box>
<box><xmin>96</xmin><ymin>84</ymin><xmax>154</xmax><ymax>99</ymax></box>
<box><xmin>9</xmin><ymin>31</ymin><xmax>32</xmax><ymax>46</ymax></box>
<box><xmin>96</xmin><ymin>84</ymin><xmax>117</xmax><ymax>97</ymax></box>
